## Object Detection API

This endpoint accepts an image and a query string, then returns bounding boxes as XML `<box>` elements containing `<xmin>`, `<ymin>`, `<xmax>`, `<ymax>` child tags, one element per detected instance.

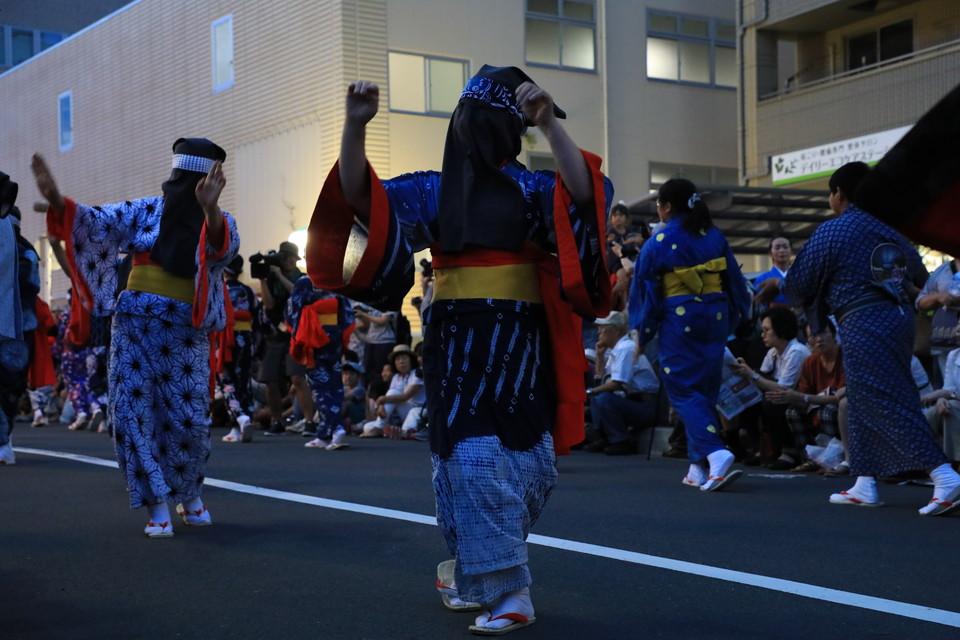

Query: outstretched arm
<box><xmin>516</xmin><ymin>82</ymin><xmax>591</xmax><ymax>207</ymax></box>
<box><xmin>339</xmin><ymin>81</ymin><xmax>380</xmax><ymax>221</ymax></box>
<box><xmin>30</xmin><ymin>153</ymin><xmax>66</xmax><ymax>216</ymax></box>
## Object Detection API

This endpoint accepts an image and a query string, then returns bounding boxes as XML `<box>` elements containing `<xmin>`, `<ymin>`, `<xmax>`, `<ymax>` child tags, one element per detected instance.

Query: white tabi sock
<box><xmin>684</xmin><ymin>463</ymin><xmax>706</xmax><ymax>487</ymax></box>
<box><xmin>147</xmin><ymin>501</ymin><xmax>171</xmax><ymax>525</ymax></box>
<box><xmin>919</xmin><ymin>463</ymin><xmax>960</xmax><ymax>515</ymax></box>
<box><xmin>706</xmin><ymin>449</ymin><xmax>735</xmax><ymax>479</ymax></box>
<box><xmin>849</xmin><ymin>476</ymin><xmax>879</xmax><ymax>502</ymax></box>
<box><xmin>474</xmin><ymin>588</ymin><xmax>535</xmax><ymax>631</ymax></box>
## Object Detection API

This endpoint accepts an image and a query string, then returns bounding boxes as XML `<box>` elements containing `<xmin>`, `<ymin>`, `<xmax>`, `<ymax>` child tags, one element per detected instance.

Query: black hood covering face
<box><xmin>150</xmin><ymin>138</ymin><xmax>226</xmax><ymax>278</ymax></box>
<box><xmin>0</xmin><ymin>172</ymin><xmax>18</xmax><ymax>217</ymax></box>
<box><xmin>436</xmin><ymin>65</ymin><xmax>565</xmax><ymax>253</ymax></box>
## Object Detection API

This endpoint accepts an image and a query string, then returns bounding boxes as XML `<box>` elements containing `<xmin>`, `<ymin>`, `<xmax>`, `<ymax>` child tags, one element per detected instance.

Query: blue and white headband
<box><xmin>459</xmin><ymin>76</ymin><xmax>524</xmax><ymax>124</ymax></box>
<box><xmin>172</xmin><ymin>153</ymin><xmax>215</xmax><ymax>174</ymax></box>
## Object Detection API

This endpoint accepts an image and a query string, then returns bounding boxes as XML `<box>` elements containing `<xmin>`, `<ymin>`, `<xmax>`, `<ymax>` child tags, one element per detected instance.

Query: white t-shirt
<box><xmin>360</xmin><ymin>308</ymin><xmax>397</xmax><ymax>344</ymax></box>
<box><xmin>911</xmin><ymin>356</ymin><xmax>933</xmax><ymax>396</ymax></box>
<box><xmin>942</xmin><ymin>348</ymin><xmax>960</xmax><ymax>394</ymax></box>
<box><xmin>605</xmin><ymin>334</ymin><xmax>660</xmax><ymax>394</ymax></box>
<box><xmin>760</xmin><ymin>339</ymin><xmax>811</xmax><ymax>388</ymax></box>
<box><xmin>387</xmin><ymin>369</ymin><xmax>426</xmax><ymax>407</ymax></box>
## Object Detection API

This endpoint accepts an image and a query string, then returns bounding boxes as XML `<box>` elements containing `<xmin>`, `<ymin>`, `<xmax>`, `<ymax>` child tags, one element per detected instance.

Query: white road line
<box><xmin>15</xmin><ymin>446</ymin><xmax>960</xmax><ymax>629</ymax></box>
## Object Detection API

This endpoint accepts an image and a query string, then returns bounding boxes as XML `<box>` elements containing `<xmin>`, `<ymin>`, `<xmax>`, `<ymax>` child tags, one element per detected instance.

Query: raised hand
<box><xmin>515</xmin><ymin>81</ymin><xmax>556</xmax><ymax>129</ymax></box>
<box><xmin>195</xmin><ymin>160</ymin><xmax>226</xmax><ymax>213</ymax></box>
<box><xmin>30</xmin><ymin>153</ymin><xmax>65</xmax><ymax>213</ymax></box>
<box><xmin>346</xmin><ymin>81</ymin><xmax>380</xmax><ymax>127</ymax></box>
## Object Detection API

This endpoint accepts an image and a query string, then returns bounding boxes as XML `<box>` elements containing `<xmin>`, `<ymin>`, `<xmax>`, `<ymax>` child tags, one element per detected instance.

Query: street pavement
<box><xmin>2</xmin><ymin>421</ymin><xmax>958</xmax><ymax>640</ymax></box>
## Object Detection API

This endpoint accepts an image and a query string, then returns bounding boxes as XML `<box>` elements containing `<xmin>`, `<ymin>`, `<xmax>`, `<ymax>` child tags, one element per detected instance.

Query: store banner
<box><xmin>771</xmin><ymin>125</ymin><xmax>912</xmax><ymax>186</ymax></box>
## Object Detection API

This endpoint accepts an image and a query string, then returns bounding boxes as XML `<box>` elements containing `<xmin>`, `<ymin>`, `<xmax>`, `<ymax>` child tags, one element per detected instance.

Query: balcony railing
<box><xmin>759</xmin><ymin>37</ymin><xmax>960</xmax><ymax>101</ymax></box>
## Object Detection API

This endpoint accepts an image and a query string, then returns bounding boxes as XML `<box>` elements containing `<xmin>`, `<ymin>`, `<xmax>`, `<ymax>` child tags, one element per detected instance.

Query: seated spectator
<box><xmin>359</xmin><ymin>345</ymin><xmax>425</xmax><ymax>439</ymax></box>
<box><xmin>752</xmin><ymin>237</ymin><xmax>792</xmax><ymax>308</ymax></box>
<box><xmin>341</xmin><ymin>361</ymin><xmax>366</xmax><ymax>432</ymax></box>
<box><xmin>585</xmin><ymin>311</ymin><xmax>660</xmax><ymax>455</ymax></box>
<box><xmin>922</xmin><ymin>346</ymin><xmax>960</xmax><ymax>466</ymax></box>
<box><xmin>365</xmin><ymin>362</ymin><xmax>394</xmax><ymax>422</ymax></box>
<box><xmin>731</xmin><ymin>306</ymin><xmax>810</xmax><ymax>466</ymax></box>
<box><xmin>766</xmin><ymin>321</ymin><xmax>845</xmax><ymax>471</ymax></box>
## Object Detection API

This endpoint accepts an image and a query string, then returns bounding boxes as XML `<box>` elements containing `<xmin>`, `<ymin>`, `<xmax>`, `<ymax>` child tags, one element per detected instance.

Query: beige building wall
<box><xmin>741</xmin><ymin>0</ymin><xmax>960</xmax><ymax>185</ymax></box>
<box><xmin>2</xmin><ymin>0</ymin><xmax>740</xmax><ymax>323</ymax></box>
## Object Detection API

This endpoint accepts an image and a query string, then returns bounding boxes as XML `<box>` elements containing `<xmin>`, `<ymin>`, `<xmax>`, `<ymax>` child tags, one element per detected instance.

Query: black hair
<box><xmin>760</xmin><ymin>306</ymin><xmax>799</xmax><ymax>341</ymax></box>
<box><xmin>344</xmin><ymin>349</ymin><xmax>360</xmax><ymax>363</ymax></box>
<box><xmin>828</xmin><ymin>162</ymin><xmax>870</xmax><ymax>198</ymax></box>
<box><xmin>610</xmin><ymin>202</ymin><xmax>629</xmax><ymax>216</ymax></box>
<box><xmin>767</xmin><ymin>236</ymin><xmax>791</xmax><ymax>252</ymax></box>
<box><xmin>658</xmin><ymin>178</ymin><xmax>712</xmax><ymax>235</ymax></box>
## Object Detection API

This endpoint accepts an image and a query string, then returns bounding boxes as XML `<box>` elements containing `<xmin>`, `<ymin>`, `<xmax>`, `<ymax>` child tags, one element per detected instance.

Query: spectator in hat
<box><xmin>586</xmin><ymin>311</ymin><xmax>659</xmax><ymax>455</ymax></box>
<box><xmin>359</xmin><ymin>344</ymin><xmax>425</xmax><ymax>438</ymax></box>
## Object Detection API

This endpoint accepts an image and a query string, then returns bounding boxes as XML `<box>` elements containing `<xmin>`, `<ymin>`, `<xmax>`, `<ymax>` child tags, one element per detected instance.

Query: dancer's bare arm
<box><xmin>339</xmin><ymin>81</ymin><xmax>380</xmax><ymax>221</ymax></box>
<box><xmin>30</xmin><ymin>154</ymin><xmax>65</xmax><ymax>216</ymax></box>
<box><xmin>195</xmin><ymin>160</ymin><xmax>226</xmax><ymax>248</ymax></box>
<box><xmin>516</xmin><ymin>82</ymin><xmax>592</xmax><ymax>208</ymax></box>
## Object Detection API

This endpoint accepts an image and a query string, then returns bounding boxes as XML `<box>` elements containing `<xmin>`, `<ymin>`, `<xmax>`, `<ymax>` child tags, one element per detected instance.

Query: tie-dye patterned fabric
<box><xmin>432</xmin><ymin>433</ymin><xmax>557</xmax><ymax>605</ymax></box>
<box><xmin>288</xmin><ymin>276</ymin><xmax>354</xmax><ymax>439</ymax></box>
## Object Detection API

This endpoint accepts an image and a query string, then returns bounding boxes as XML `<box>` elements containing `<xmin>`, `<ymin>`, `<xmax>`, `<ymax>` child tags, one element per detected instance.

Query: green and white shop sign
<box><xmin>771</xmin><ymin>125</ymin><xmax>911</xmax><ymax>186</ymax></box>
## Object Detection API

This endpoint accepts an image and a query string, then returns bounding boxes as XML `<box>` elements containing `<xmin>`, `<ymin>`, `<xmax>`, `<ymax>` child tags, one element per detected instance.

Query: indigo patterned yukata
<box><xmin>288</xmin><ymin>276</ymin><xmax>354</xmax><ymax>440</ymax></box>
<box><xmin>629</xmin><ymin>217</ymin><xmax>750</xmax><ymax>463</ymax></box>
<box><xmin>786</xmin><ymin>206</ymin><xmax>946</xmax><ymax>477</ymax></box>
<box><xmin>308</xmin><ymin>154</ymin><xmax>612</xmax><ymax>605</ymax></box>
<box><xmin>221</xmin><ymin>278</ymin><xmax>257</xmax><ymax>418</ymax></box>
<box><xmin>51</xmin><ymin>197</ymin><xmax>238</xmax><ymax>508</ymax></box>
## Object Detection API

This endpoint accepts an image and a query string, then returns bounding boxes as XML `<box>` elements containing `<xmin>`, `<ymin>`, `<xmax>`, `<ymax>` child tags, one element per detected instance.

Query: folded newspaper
<box><xmin>716</xmin><ymin>348</ymin><xmax>763</xmax><ymax>420</ymax></box>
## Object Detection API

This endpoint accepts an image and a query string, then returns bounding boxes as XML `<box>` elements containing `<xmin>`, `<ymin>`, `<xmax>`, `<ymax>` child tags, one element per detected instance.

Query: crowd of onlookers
<box><xmin>11</xmin><ymin>197</ymin><xmax>960</xmax><ymax>474</ymax></box>
<box><xmin>581</xmin><ymin>198</ymin><xmax>960</xmax><ymax>479</ymax></box>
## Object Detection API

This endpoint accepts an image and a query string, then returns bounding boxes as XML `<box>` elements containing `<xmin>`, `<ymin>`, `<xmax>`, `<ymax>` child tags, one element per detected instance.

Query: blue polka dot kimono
<box><xmin>287</xmin><ymin>276</ymin><xmax>354</xmax><ymax>440</ymax></box>
<box><xmin>786</xmin><ymin>207</ymin><xmax>946</xmax><ymax>477</ymax></box>
<box><xmin>62</xmin><ymin>197</ymin><xmax>239</xmax><ymax>508</ymax></box>
<box><xmin>628</xmin><ymin>217</ymin><xmax>750</xmax><ymax>463</ymax></box>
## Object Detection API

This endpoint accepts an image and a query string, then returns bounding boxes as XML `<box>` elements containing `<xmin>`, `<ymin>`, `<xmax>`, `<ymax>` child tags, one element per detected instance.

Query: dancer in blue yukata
<box><xmin>220</xmin><ymin>255</ymin><xmax>258</xmax><ymax>443</ymax></box>
<box><xmin>287</xmin><ymin>275</ymin><xmax>354</xmax><ymax>451</ymax></box>
<box><xmin>306</xmin><ymin>66</ymin><xmax>613</xmax><ymax>635</ymax></box>
<box><xmin>32</xmin><ymin>139</ymin><xmax>239</xmax><ymax>537</ymax></box>
<box><xmin>785</xmin><ymin>159</ymin><xmax>960</xmax><ymax>515</ymax></box>
<box><xmin>629</xmin><ymin>178</ymin><xmax>751</xmax><ymax>491</ymax></box>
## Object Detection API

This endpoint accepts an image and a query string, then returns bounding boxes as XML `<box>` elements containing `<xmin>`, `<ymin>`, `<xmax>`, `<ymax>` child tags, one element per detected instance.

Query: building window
<box><xmin>11</xmin><ymin>28</ymin><xmax>34</xmax><ymax>66</ymax></box>
<box><xmin>649</xmin><ymin>162</ymin><xmax>737</xmax><ymax>189</ymax></box>
<box><xmin>388</xmin><ymin>52</ymin><xmax>469</xmax><ymax>116</ymax></box>
<box><xmin>646</xmin><ymin>11</ymin><xmax>736</xmax><ymax>88</ymax></box>
<box><xmin>58</xmin><ymin>91</ymin><xmax>73</xmax><ymax>152</ymax></box>
<box><xmin>39</xmin><ymin>32</ymin><xmax>63</xmax><ymax>51</ymax></box>
<box><xmin>525</xmin><ymin>0</ymin><xmax>596</xmax><ymax>71</ymax></box>
<box><xmin>527</xmin><ymin>153</ymin><xmax>557</xmax><ymax>172</ymax></box>
<box><xmin>211</xmin><ymin>15</ymin><xmax>234</xmax><ymax>93</ymax></box>
<box><xmin>847</xmin><ymin>20</ymin><xmax>913</xmax><ymax>71</ymax></box>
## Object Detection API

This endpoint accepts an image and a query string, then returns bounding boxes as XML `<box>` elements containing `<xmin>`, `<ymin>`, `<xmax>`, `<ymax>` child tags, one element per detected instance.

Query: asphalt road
<box><xmin>2</xmin><ymin>422</ymin><xmax>958</xmax><ymax>640</ymax></box>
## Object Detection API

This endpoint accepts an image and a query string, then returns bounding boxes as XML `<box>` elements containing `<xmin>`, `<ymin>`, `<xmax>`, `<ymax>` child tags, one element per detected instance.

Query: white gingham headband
<box><xmin>172</xmin><ymin>154</ymin><xmax>215</xmax><ymax>174</ymax></box>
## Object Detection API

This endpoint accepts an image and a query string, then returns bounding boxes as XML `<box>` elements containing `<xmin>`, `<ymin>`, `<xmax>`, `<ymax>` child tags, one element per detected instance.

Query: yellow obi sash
<box><xmin>663</xmin><ymin>257</ymin><xmax>726</xmax><ymax>298</ymax></box>
<box><xmin>433</xmin><ymin>263</ymin><xmax>542</xmax><ymax>304</ymax></box>
<box><xmin>234</xmin><ymin>320</ymin><xmax>253</xmax><ymax>331</ymax></box>
<box><xmin>126</xmin><ymin>264</ymin><xmax>195</xmax><ymax>304</ymax></box>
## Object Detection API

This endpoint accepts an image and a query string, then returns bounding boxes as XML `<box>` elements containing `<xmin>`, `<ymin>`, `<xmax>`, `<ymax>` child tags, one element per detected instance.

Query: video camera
<box><xmin>249</xmin><ymin>250</ymin><xmax>284</xmax><ymax>280</ymax></box>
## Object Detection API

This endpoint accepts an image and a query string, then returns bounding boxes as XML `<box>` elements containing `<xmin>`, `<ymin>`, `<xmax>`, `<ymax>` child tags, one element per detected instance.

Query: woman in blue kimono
<box><xmin>786</xmin><ymin>162</ymin><xmax>960</xmax><ymax>515</ymax></box>
<box><xmin>32</xmin><ymin>139</ymin><xmax>239</xmax><ymax>537</ymax></box>
<box><xmin>629</xmin><ymin>178</ymin><xmax>751</xmax><ymax>491</ymax></box>
<box><xmin>287</xmin><ymin>275</ymin><xmax>354</xmax><ymax>451</ymax></box>
<box><xmin>307</xmin><ymin>66</ymin><xmax>613</xmax><ymax>635</ymax></box>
